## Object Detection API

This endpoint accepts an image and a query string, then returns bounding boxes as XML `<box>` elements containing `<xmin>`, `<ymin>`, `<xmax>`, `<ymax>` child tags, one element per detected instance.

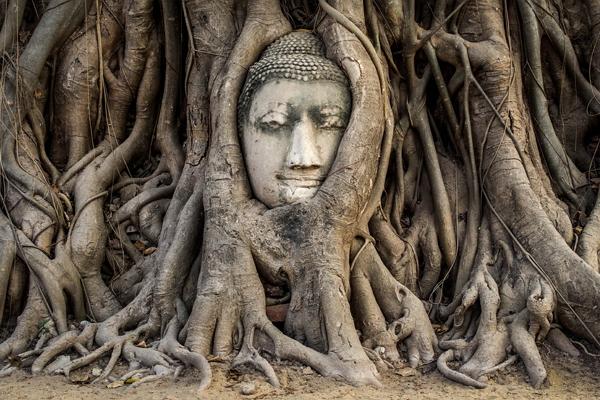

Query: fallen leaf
<box><xmin>395</xmin><ymin>367</ymin><xmax>416</xmax><ymax>377</ymax></box>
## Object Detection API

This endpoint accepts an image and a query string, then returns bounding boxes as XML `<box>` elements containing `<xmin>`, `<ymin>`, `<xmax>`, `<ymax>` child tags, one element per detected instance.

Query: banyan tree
<box><xmin>0</xmin><ymin>0</ymin><xmax>599</xmax><ymax>391</ymax></box>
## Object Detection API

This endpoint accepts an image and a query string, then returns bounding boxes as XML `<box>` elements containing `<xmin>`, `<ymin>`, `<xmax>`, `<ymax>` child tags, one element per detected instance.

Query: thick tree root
<box><xmin>352</xmin><ymin>241</ymin><xmax>438</xmax><ymax>368</ymax></box>
<box><xmin>509</xmin><ymin>310</ymin><xmax>546</xmax><ymax>388</ymax></box>
<box><xmin>29</xmin><ymin>323</ymin><xmax>96</xmax><ymax>374</ymax></box>
<box><xmin>159</xmin><ymin>313</ymin><xmax>211</xmax><ymax>392</ymax></box>
<box><xmin>437</xmin><ymin>349</ymin><xmax>486</xmax><ymax>389</ymax></box>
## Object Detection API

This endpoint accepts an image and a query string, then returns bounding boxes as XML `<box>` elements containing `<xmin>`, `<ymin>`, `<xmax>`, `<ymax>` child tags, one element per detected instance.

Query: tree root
<box><xmin>29</xmin><ymin>323</ymin><xmax>95</xmax><ymax>374</ymax></box>
<box><xmin>0</xmin><ymin>286</ymin><xmax>48</xmax><ymax>362</ymax></box>
<box><xmin>15</xmin><ymin>231</ymin><xmax>85</xmax><ymax>333</ymax></box>
<box><xmin>158</xmin><ymin>312</ymin><xmax>211</xmax><ymax>392</ymax></box>
<box><xmin>437</xmin><ymin>349</ymin><xmax>486</xmax><ymax>389</ymax></box>
<box><xmin>233</xmin><ymin>331</ymin><xmax>280</xmax><ymax>387</ymax></box>
<box><xmin>0</xmin><ymin>0</ymin><xmax>26</xmax><ymax>54</ymax></box>
<box><xmin>0</xmin><ymin>212</ymin><xmax>16</xmax><ymax>324</ymax></box>
<box><xmin>480</xmin><ymin>354</ymin><xmax>517</xmax><ymax>376</ymax></box>
<box><xmin>0</xmin><ymin>366</ymin><xmax>17</xmax><ymax>377</ymax></box>
<box><xmin>546</xmin><ymin>328</ymin><xmax>580</xmax><ymax>357</ymax></box>
<box><xmin>62</xmin><ymin>336</ymin><xmax>133</xmax><ymax>377</ymax></box>
<box><xmin>186</xmin><ymin>227</ymin><xmax>381</xmax><ymax>386</ymax></box>
<box><xmin>352</xmin><ymin>241</ymin><xmax>438</xmax><ymax>368</ymax></box>
<box><xmin>509</xmin><ymin>310</ymin><xmax>547</xmax><ymax>388</ymax></box>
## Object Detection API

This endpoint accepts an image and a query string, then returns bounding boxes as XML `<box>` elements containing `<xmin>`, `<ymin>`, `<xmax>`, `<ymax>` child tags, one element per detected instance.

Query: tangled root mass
<box><xmin>1</xmin><ymin>0</ymin><xmax>600</xmax><ymax>391</ymax></box>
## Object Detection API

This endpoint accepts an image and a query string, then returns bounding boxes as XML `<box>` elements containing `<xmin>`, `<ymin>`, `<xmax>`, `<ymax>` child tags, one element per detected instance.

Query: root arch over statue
<box><xmin>0</xmin><ymin>0</ymin><xmax>599</xmax><ymax>391</ymax></box>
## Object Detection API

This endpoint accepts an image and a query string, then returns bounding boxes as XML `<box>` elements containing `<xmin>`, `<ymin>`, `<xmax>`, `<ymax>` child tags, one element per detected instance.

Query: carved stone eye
<box><xmin>319</xmin><ymin>115</ymin><xmax>345</xmax><ymax>130</ymax></box>
<box><xmin>264</xmin><ymin>120</ymin><xmax>284</xmax><ymax>129</ymax></box>
<box><xmin>258</xmin><ymin>112</ymin><xmax>288</xmax><ymax>131</ymax></box>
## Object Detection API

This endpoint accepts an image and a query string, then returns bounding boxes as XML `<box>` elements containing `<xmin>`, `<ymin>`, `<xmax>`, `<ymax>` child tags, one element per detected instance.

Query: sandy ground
<box><xmin>1</xmin><ymin>345</ymin><xmax>598</xmax><ymax>400</ymax></box>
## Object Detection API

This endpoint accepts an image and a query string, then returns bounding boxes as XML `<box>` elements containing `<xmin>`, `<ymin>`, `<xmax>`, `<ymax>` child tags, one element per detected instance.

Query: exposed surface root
<box><xmin>437</xmin><ymin>349</ymin><xmax>486</xmax><ymax>389</ymax></box>
<box><xmin>159</xmin><ymin>313</ymin><xmax>211</xmax><ymax>392</ymax></box>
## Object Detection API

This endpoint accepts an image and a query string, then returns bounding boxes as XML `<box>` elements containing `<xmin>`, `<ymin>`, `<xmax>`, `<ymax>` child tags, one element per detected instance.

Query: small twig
<box><xmin>571</xmin><ymin>340</ymin><xmax>600</xmax><ymax>357</ymax></box>
<box><xmin>119</xmin><ymin>368</ymin><xmax>150</xmax><ymax>381</ymax></box>
<box><xmin>479</xmin><ymin>354</ymin><xmax>518</xmax><ymax>376</ymax></box>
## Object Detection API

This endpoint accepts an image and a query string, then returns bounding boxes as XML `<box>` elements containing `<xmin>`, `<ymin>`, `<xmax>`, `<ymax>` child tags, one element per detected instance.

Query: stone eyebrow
<box><xmin>258</xmin><ymin>110</ymin><xmax>288</xmax><ymax>119</ymax></box>
<box><xmin>319</xmin><ymin>105</ymin><xmax>347</xmax><ymax>116</ymax></box>
<box><xmin>256</xmin><ymin>103</ymin><xmax>289</xmax><ymax>120</ymax></box>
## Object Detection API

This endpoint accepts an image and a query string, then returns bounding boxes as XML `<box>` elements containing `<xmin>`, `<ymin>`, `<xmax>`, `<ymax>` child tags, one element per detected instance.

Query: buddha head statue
<box><xmin>238</xmin><ymin>31</ymin><xmax>351</xmax><ymax>208</ymax></box>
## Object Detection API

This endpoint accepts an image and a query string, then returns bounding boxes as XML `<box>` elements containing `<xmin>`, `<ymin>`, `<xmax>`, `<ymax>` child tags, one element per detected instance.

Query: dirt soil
<box><xmin>1</xmin><ymin>346</ymin><xmax>598</xmax><ymax>399</ymax></box>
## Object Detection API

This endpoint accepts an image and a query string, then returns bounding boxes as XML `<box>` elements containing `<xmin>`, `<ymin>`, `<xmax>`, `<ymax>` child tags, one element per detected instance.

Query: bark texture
<box><xmin>0</xmin><ymin>0</ymin><xmax>599</xmax><ymax>391</ymax></box>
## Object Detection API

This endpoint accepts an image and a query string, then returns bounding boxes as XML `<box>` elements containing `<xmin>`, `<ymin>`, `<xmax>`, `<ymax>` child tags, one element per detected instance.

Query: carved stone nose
<box><xmin>286</xmin><ymin>117</ymin><xmax>322</xmax><ymax>169</ymax></box>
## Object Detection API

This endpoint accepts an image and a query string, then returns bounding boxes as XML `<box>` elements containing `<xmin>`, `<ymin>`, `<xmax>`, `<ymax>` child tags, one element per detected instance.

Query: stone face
<box><xmin>238</xmin><ymin>31</ymin><xmax>351</xmax><ymax>208</ymax></box>
<box><xmin>241</xmin><ymin>79</ymin><xmax>350</xmax><ymax>208</ymax></box>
